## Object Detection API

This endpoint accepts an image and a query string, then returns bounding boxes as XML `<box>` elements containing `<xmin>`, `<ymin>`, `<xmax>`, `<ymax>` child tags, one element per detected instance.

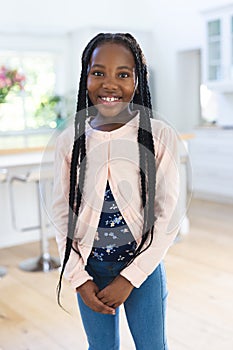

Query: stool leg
<box><xmin>19</xmin><ymin>180</ymin><xmax>60</xmax><ymax>272</ymax></box>
<box><xmin>0</xmin><ymin>266</ymin><xmax>7</xmax><ymax>278</ymax></box>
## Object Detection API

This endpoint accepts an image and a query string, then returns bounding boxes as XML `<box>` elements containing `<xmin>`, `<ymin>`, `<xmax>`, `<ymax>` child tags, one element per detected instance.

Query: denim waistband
<box><xmin>86</xmin><ymin>257</ymin><xmax>128</xmax><ymax>289</ymax></box>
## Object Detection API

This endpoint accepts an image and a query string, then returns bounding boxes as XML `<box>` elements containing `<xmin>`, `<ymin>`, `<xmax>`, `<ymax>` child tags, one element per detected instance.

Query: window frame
<box><xmin>0</xmin><ymin>32</ymin><xmax>69</xmax><ymax>136</ymax></box>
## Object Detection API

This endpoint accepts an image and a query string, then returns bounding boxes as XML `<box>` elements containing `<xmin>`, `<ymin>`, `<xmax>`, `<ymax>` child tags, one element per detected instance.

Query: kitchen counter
<box><xmin>0</xmin><ymin>131</ymin><xmax>192</xmax><ymax>248</ymax></box>
<box><xmin>0</xmin><ymin>147</ymin><xmax>54</xmax><ymax>168</ymax></box>
<box><xmin>0</xmin><ymin>130</ymin><xmax>57</xmax><ymax>167</ymax></box>
<box><xmin>0</xmin><ymin>131</ymin><xmax>194</xmax><ymax>167</ymax></box>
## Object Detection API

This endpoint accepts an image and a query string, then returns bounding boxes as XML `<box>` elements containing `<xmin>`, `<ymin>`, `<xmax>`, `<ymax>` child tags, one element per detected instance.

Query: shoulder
<box><xmin>150</xmin><ymin>118</ymin><xmax>179</xmax><ymax>159</ymax></box>
<box><xmin>150</xmin><ymin>118</ymin><xmax>177</xmax><ymax>140</ymax></box>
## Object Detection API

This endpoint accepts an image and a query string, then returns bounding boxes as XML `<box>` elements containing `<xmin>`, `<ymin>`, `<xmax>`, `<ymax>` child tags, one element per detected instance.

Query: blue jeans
<box><xmin>77</xmin><ymin>258</ymin><xmax>168</xmax><ymax>350</ymax></box>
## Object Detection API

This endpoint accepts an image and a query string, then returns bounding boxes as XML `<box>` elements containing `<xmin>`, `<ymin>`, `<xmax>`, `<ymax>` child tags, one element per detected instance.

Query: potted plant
<box><xmin>0</xmin><ymin>66</ymin><xmax>25</xmax><ymax>103</ymax></box>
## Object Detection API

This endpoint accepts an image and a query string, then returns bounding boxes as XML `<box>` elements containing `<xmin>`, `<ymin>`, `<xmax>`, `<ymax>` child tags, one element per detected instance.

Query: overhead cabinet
<box><xmin>202</xmin><ymin>4</ymin><xmax>233</xmax><ymax>92</ymax></box>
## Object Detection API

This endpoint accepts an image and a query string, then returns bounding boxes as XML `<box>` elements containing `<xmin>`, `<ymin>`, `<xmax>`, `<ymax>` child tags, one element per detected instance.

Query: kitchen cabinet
<box><xmin>189</xmin><ymin>128</ymin><xmax>233</xmax><ymax>203</ymax></box>
<box><xmin>202</xmin><ymin>4</ymin><xmax>233</xmax><ymax>92</ymax></box>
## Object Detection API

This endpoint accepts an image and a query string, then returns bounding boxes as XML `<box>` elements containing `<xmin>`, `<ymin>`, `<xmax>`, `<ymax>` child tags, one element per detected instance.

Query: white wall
<box><xmin>0</xmin><ymin>0</ymin><xmax>156</xmax><ymax>33</ymax></box>
<box><xmin>0</xmin><ymin>0</ymin><xmax>232</xmax><ymax>130</ymax></box>
<box><xmin>176</xmin><ymin>50</ymin><xmax>202</xmax><ymax>131</ymax></box>
<box><xmin>145</xmin><ymin>0</ymin><xmax>232</xmax><ymax>130</ymax></box>
<box><xmin>0</xmin><ymin>0</ymin><xmax>231</xmax><ymax>130</ymax></box>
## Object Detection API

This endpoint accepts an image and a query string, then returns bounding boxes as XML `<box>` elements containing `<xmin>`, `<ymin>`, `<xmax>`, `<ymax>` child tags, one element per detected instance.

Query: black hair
<box><xmin>57</xmin><ymin>33</ymin><xmax>156</xmax><ymax>306</ymax></box>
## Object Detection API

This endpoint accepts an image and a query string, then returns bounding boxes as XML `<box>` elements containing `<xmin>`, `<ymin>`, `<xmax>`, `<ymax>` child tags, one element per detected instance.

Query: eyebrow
<box><xmin>117</xmin><ymin>65</ymin><xmax>134</xmax><ymax>70</ymax></box>
<box><xmin>90</xmin><ymin>64</ymin><xmax>105</xmax><ymax>69</ymax></box>
<box><xmin>90</xmin><ymin>64</ymin><xmax>134</xmax><ymax>70</ymax></box>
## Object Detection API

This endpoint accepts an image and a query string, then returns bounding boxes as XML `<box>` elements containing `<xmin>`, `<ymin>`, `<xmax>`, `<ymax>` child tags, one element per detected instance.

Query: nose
<box><xmin>102</xmin><ymin>76</ymin><xmax>118</xmax><ymax>90</ymax></box>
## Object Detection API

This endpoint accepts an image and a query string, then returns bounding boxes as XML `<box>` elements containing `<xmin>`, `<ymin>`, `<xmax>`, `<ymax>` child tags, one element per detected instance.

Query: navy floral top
<box><xmin>90</xmin><ymin>181</ymin><xmax>137</xmax><ymax>262</ymax></box>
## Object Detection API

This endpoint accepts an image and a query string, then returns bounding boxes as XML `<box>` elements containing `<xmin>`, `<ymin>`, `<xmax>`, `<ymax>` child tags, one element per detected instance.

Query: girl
<box><xmin>53</xmin><ymin>33</ymin><xmax>180</xmax><ymax>350</ymax></box>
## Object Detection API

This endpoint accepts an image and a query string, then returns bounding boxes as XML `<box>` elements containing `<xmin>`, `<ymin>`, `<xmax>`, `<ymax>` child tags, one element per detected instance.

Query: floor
<box><xmin>0</xmin><ymin>198</ymin><xmax>232</xmax><ymax>350</ymax></box>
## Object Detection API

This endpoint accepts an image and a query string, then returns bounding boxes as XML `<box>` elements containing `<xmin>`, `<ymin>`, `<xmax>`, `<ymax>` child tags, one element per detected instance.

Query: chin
<box><xmin>97</xmin><ymin>108</ymin><xmax>123</xmax><ymax>118</ymax></box>
<box><xmin>96</xmin><ymin>104</ymin><xmax>130</xmax><ymax>119</ymax></box>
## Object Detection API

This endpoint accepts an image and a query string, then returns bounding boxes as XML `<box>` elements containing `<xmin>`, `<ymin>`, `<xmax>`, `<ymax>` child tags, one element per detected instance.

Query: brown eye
<box><xmin>92</xmin><ymin>71</ymin><xmax>104</xmax><ymax>77</ymax></box>
<box><xmin>119</xmin><ymin>72</ymin><xmax>130</xmax><ymax>78</ymax></box>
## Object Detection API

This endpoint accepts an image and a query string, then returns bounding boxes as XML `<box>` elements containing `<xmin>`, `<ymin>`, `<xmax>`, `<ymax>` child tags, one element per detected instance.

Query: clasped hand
<box><xmin>76</xmin><ymin>275</ymin><xmax>134</xmax><ymax>315</ymax></box>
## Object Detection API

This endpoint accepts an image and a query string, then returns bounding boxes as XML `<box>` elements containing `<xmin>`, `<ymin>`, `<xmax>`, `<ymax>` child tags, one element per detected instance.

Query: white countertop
<box><xmin>0</xmin><ymin>150</ymin><xmax>54</xmax><ymax>168</ymax></box>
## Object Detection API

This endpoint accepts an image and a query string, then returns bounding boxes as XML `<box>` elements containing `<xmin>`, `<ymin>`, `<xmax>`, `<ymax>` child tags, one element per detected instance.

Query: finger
<box><xmin>105</xmin><ymin>300</ymin><xmax>116</xmax><ymax>308</ymax></box>
<box><xmin>97</xmin><ymin>295</ymin><xmax>116</xmax><ymax>308</ymax></box>
<box><xmin>103</xmin><ymin>300</ymin><xmax>120</xmax><ymax>308</ymax></box>
<box><xmin>81</xmin><ymin>294</ymin><xmax>115</xmax><ymax>315</ymax></box>
<box><xmin>97</xmin><ymin>290</ymin><xmax>105</xmax><ymax>299</ymax></box>
<box><xmin>94</xmin><ymin>297</ymin><xmax>116</xmax><ymax>315</ymax></box>
<box><xmin>98</xmin><ymin>295</ymin><xmax>109</xmax><ymax>304</ymax></box>
<box><xmin>112</xmin><ymin>302</ymin><xmax>121</xmax><ymax>308</ymax></box>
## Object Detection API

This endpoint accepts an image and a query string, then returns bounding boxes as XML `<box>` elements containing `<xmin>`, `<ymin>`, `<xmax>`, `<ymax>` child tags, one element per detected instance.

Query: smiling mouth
<box><xmin>99</xmin><ymin>96</ymin><xmax>121</xmax><ymax>104</ymax></box>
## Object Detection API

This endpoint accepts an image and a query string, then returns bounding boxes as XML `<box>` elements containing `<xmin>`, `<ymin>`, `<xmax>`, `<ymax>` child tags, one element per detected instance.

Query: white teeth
<box><xmin>101</xmin><ymin>97</ymin><xmax>119</xmax><ymax>102</ymax></box>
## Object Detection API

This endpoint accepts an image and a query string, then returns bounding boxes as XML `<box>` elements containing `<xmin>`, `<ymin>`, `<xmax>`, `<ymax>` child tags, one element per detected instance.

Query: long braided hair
<box><xmin>57</xmin><ymin>33</ymin><xmax>156</xmax><ymax>306</ymax></box>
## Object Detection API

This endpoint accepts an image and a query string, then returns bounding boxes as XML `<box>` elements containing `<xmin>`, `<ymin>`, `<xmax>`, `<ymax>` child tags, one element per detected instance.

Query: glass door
<box><xmin>207</xmin><ymin>19</ymin><xmax>221</xmax><ymax>81</ymax></box>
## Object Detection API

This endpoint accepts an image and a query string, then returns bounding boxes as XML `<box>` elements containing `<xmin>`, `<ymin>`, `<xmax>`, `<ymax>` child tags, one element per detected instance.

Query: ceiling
<box><xmin>0</xmin><ymin>0</ymin><xmax>230</xmax><ymax>35</ymax></box>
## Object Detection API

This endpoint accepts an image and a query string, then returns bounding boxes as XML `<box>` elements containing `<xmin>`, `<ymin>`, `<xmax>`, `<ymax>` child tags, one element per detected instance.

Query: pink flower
<box><xmin>15</xmin><ymin>72</ymin><xmax>24</xmax><ymax>81</ymax></box>
<box><xmin>0</xmin><ymin>72</ymin><xmax>6</xmax><ymax>80</ymax></box>
<box><xmin>0</xmin><ymin>66</ymin><xmax>26</xmax><ymax>102</ymax></box>
<box><xmin>0</xmin><ymin>66</ymin><xmax>7</xmax><ymax>74</ymax></box>
<box><xmin>0</xmin><ymin>78</ymin><xmax>6</xmax><ymax>88</ymax></box>
<box><xmin>5</xmin><ymin>78</ymin><xmax>11</xmax><ymax>87</ymax></box>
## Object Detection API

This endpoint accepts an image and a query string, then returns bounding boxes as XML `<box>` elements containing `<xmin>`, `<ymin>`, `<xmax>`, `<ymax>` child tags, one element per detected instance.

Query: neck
<box><xmin>90</xmin><ymin>108</ymin><xmax>136</xmax><ymax>132</ymax></box>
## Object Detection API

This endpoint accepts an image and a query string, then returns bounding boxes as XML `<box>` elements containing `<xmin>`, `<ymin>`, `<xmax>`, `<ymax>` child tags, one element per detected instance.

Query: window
<box><xmin>0</xmin><ymin>51</ymin><xmax>60</xmax><ymax>133</ymax></box>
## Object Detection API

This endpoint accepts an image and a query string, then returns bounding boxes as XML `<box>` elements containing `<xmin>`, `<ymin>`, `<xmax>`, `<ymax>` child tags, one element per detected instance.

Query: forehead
<box><xmin>89</xmin><ymin>42</ymin><xmax>135</xmax><ymax>67</ymax></box>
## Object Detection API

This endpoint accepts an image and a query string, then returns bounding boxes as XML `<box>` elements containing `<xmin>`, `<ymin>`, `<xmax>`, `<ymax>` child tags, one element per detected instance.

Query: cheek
<box><xmin>86</xmin><ymin>77</ymin><xmax>93</xmax><ymax>93</ymax></box>
<box><xmin>86</xmin><ymin>82</ymin><xmax>97</xmax><ymax>105</ymax></box>
<box><xmin>126</xmin><ymin>82</ymin><xmax>137</xmax><ymax>99</ymax></box>
<box><xmin>87</xmin><ymin>75</ymin><xmax>99</xmax><ymax>91</ymax></box>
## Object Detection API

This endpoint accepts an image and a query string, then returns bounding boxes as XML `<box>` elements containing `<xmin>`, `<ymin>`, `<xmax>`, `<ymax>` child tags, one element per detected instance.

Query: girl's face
<box><xmin>87</xmin><ymin>42</ymin><xmax>137</xmax><ymax>119</ymax></box>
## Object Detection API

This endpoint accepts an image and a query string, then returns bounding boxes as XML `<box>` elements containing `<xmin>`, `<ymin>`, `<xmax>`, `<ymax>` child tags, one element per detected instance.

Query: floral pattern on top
<box><xmin>90</xmin><ymin>181</ymin><xmax>137</xmax><ymax>262</ymax></box>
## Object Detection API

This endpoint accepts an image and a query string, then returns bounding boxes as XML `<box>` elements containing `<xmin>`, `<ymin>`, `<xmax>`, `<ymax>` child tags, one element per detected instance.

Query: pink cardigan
<box><xmin>52</xmin><ymin>112</ymin><xmax>180</xmax><ymax>290</ymax></box>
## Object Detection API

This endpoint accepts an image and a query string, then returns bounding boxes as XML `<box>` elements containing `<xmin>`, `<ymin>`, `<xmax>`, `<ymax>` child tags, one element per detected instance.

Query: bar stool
<box><xmin>9</xmin><ymin>166</ymin><xmax>60</xmax><ymax>272</ymax></box>
<box><xmin>0</xmin><ymin>169</ymin><xmax>8</xmax><ymax>278</ymax></box>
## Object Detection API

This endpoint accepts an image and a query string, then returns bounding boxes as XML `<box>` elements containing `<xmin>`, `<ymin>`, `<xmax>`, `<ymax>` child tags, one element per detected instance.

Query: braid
<box><xmin>57</xmin><ymin>32</ymin><xmax>156</xmax><ymax>305</ymax></box>
<box><xmin>57</xmin><ymin>49</ymin><xmax>90</xmax><ymax>307</ymax></box>
<box><xmin>122</xmin><ymin>35</ymin><xmax>156</xmax><ymax>263</ymax></box>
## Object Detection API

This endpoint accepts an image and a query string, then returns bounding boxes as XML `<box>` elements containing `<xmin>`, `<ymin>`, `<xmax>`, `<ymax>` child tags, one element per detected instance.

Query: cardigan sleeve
<box><xmin>120</xmin><ymin>124</ymin><xmax>181</xmax><ymax>288</ymax></box>
<box><xmin>52</xmin><ymin>129</ymin><xmax>93</xmax><ymax>290</ymax></box>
